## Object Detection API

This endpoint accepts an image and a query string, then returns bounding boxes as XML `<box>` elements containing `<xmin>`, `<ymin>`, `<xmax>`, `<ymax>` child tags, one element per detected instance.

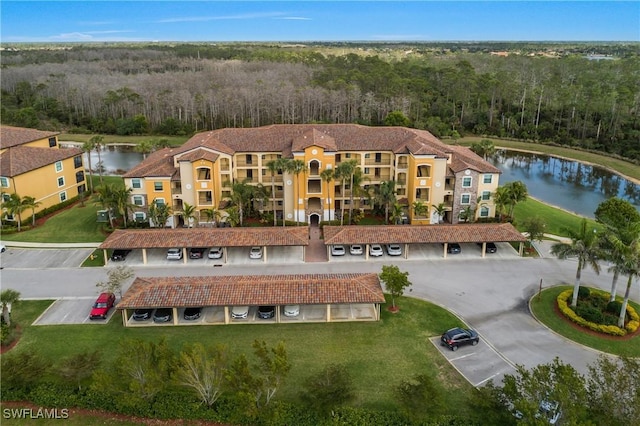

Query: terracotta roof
<box><xmin>323</xmin><ymin>223</ymin><xmax>526</xmax><ymax>245</ymax></box>
<box><xmin>99</xmin><ymin>227</ymin><xmax>310</xmax><ymax>249</ymax></box>
<box><xmin>117</xmin><ymin>273</ymin><xmax>385</xmax><ymax>309</ymax></box>
<box><xmin>0</xmin><ymin>145</ymin><xmax>83</xmax><ymax>177</ymax></box>
<box><xmin>176</xmin><ymin>148</ymin><xmax>220</xmax><ymax>163</ymax></box>
<box><xmin>291</xmin><ymin>128</ymin><xmax>338</xmax><ymax>152</ymax></box>
<box><xmin>122</xmin><ymin>147</ymin><xmax>177</xmax><ymax>178</ymax></box>
<box><xmin>0</xmin><ymin>126</ymin><xmax>59</xmax><ymax>149</ymax></box>
<box><xmin>446</xmin><ymin>145</ymin><xmax>501</xmax><ymax>174</ymax></box>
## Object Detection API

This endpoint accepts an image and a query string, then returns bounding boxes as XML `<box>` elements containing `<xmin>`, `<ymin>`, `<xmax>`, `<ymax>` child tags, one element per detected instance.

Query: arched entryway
<box><xmin>309</xmin><ymin>213</ymin><xmax>320</xmax><ymax>226</ymax></box>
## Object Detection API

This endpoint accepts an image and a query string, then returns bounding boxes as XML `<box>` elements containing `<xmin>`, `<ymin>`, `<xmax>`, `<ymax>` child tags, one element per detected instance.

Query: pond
<box><xmin>83</xmin><ymin>144</ymin><xmax>144</xmax><ymax>175</ymax></box>
<box><xmin>488</xmin><ymin>150</ymin><xmax>640</xmax><ymax>218</ymax></box>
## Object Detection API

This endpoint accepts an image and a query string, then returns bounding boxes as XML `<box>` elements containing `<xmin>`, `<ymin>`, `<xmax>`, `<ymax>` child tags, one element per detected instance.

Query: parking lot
<box><xmin>0</xmin><ymin>247</ymin><xmax>95</xmax><ymax>269</ymax></box>
<box><xmin>32</xmin><ymin>297</ymin><xmax>117</xmax><ymax>325</ymax></box>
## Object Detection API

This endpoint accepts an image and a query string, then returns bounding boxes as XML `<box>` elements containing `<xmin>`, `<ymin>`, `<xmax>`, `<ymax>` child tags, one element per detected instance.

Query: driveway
<box><xmin>0</xmin><ymin>248</ymin><xmax>94</xmax><ymax>269</ymax></box>
<box><xmin>32</xmin><ymin>297</ymin><xmax>118</xmax><ymax>325</ymax></box>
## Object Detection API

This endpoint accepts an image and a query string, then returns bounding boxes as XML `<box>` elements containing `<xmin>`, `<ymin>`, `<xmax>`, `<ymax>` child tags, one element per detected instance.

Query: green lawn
<box><xmin>8</xmin><ymin>295</ymin><xmax>473</xmax><ymax>412</ymax></box>
<box><xmin>458</xmin><ymin>136</ymin><xmax>640</xmax><ymax>181</ymax></box>
<box><xmin>58</xmin><ymin>134</ymin><xmax>189</xmax><ymax>147</ymax></box>
<box><xmin>512</xmin><ymin>197</ymin><xmax>602</xmax><ymax>238</ymax></box>
<box><xmin>530</xmin><ymin>286</ymin><xmax>640</xmax><ymax>357</ymax></box>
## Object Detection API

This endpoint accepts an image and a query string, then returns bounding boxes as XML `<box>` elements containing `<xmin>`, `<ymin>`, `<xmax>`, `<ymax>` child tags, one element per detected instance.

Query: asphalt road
<box><xmin>2</xmin><ymin>245</ymin><xmax>636</xmax><ymax>388</ymax></box>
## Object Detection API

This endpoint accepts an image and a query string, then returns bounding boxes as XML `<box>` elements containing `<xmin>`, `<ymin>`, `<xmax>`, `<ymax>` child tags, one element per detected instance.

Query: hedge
<box><xmin>556</xmin><ymin>289</ymin><xmax>639</xmax><ymax>336</ymax></box>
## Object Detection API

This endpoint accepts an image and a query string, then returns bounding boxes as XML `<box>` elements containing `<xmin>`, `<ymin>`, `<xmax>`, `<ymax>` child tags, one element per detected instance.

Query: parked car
<box><xmin>349</xmin><ymin>244</ymin><xmax>363</xmax><ymax>255</ymax></box>
<box><xmin>189</xmin><ymin>247</ymin><xmax>206</xmax><ymax>259</ymax></box>
<box><xmin>153</xmin><ymin>308</ymin><xmax>173</xmax><ymax>323</ymax></box>
<box><xmin>183</xmin><ymin>307</ymin><xmax>202</xmax><ymax>320</ymax></box>
<box><xmin>440</xmin><ymin>327</ymin><xmax>479</xmax><ymax>351</ymax></box>
<box><xmin>0</xmin><ymin>243</ymin><xmax>6</xmax><ymax>253</ymax></box>
<box><xmin>257</xmin><ymin>305</ymin><xmax>276</xmax><ymax>319</ymax></box>
<box><xmin>386</xmin><ymin>244</ymin><xmax>402</xmax><ymax>256</ymax></box>
<box><xmin>479</xmin><ymin>242</ymin><xmax>498</xmax><ymax>253</ymax></box>
<box><xmin>132</xmin><ymin>308</ymin><xmax>153</xmax><ymax>321</ymax></box>
<box><xmin>110</xmin><ymin>249</ymin><xmax>131</xmax><ymax>261</ymax></box>
<box><xmin>167</xmin><ymin>248</ymin><xmax>183</xmax><ymax>260</ymax></box>
<box><xmin>89</xmin><ymin>292</ymin><xmax>116</xmax><ymax>319</ymax></box>
<box><xmin>513</xmin><ymin>399</ymin><xmax>562</xmax><ymax>425</ymax></box>
<box><xmin>231</xmin><ymin>306</ymin><xmax>249</xmax><ymax>319</ymax></box>
<box><xmin>369</xmin><ymin>244</ymin><xmax>384</xmax><ymax>257</ymax></box>
<box><xmin>443</xmin><ymin>243</ymin><xmax>462</xmax><ymax>254</ymax></box>
<box><xmin>283</xmin><ymin>304</ymin><xmax>300</xmax><ymax>317</ymax></box>
<box><xmin>331</xmin><ymin>245</ymin><xmax>346</xmax><ymax>256</ymax></box>
<box><xmin>249</xmin><ymin>246</ymin><xmax>263</xmax><ymax>259</ymax></box>
<box><xmin>208</xmin><ymin>247</ymin><xmax>223</xmax><ymax>259</ymax></box>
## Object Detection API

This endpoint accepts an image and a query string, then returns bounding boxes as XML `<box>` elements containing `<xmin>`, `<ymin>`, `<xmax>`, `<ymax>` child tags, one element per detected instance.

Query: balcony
<box><xmin>396</xmin><ymin>159</ymin><xmax>408</xmax><ymax>169</ymax></box>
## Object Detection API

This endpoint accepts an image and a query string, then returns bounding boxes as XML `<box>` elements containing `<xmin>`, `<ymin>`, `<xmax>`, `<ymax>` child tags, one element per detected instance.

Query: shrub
<box><xmin>606</xmin><ymin>301</ymin><xmax>623</xmax><ymax>315</ymax></box>
<box><xmin>578</xmin><ymin>286</ymin><xmax>590</xmax><ymax>299</ymax></box>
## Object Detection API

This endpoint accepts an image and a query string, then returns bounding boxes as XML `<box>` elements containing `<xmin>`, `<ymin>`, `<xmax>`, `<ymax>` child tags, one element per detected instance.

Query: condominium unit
<box><xmin>123</xmin><ymin>124</ymin><xmax>500</xmax><ymax>227</ymax></box>
<box><xmin>0</xmin><ymin>125</ymin><xmax>86</xmax><ymax>219</ymax></box>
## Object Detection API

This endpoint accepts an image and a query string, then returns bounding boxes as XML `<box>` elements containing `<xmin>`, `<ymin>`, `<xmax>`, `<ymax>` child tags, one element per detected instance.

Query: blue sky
<box><xmin>1</xmin><ymin>1</ymin><xmax>638</xmax><ymax>42</ymax></box>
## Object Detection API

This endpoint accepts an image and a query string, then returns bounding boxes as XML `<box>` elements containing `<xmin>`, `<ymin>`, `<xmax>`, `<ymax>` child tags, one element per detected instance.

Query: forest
<box><xmin>1</xmin><ymin>42</ymin><xmax>639</xmax><ymax>160</ymax></box>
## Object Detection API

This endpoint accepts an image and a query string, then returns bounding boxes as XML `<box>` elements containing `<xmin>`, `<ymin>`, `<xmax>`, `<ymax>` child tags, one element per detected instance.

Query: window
<box><xmin>374</xmin><ymin>168</ymin><xmax>380</xmax><ymax>178</ymax></box>
<box><xmin>246</xmin><ymin>169</ymin><xmax>253</xmax><ymax>180</ymax></box>
<box><xmin>364</xmin><ymin>168</ymin><xmax>370</xmax><ymax>175</ymax></box>
<box><xmin>483</xmin><ymin>174</ymin><xmax>493</xmax><ymax>184</ymax></box>
<box><xmin>345</xmin><ymin>153</ymin><xmax>351</xmax><ymax>158</ymax></box>
<box><xmin>2</xmin><ymin>193</ymin><xmax>10</xmax><ymax>202</ymax></box>
<box><xmin>133</xmin><ymin>195</ymin><xmax>144</xmax><ymax>206</ymax></box>
<box><xmin>74</xmin><ymin>155</ymin><xmax>83</xmax><ymax>168</ymax></box>
<box><xmin>75</xmin><ymin>171</ymin><xmax>85</xmax><ymax>183</ymax></box>
<box><xmin>131</xmin><ymin>179</ymin><xmax>142</xmax><ymax>189</ymax></box>
<box><xmin>59</xmin><ymin>191</ymin><xmax>67</xmax><ymax>202</ymax></box>
<box><xmin>0</xmin><ymin>177</ymin><xmax>8</xmax><ymax>188</ymax></box>
<box><xmin>49</xmin><ymin>137</ymin><xmax>57</xmax><ymax>147</ymax></box>
<box><xmin>375</xmin><ymin>153</ymin><xmax>382</xmax><ymax>163</ymax></box>
<box><xmin>480</xmin><ymin>206</ymin><xmax>490</xmax><ymax>217</ymax></box>
<box><xmin>197</xmin><ymin>168</ymin><xmax>211</xmax><ymax>180</ymax></box>
<box><xmin>198</xmin><ymin>191</ymin><xmax>213</xmax><ymax>205</ymax></box>
<box><xmin>246</xmin><ymin>154</ymin><xmax>253</xmax><ymax>165</ymax></box>
<box><xmin>134</xmin><ymin>212</ymin><xmax>146</xmax><ymax>222</ymax></box>
<box><xmin>154</xmin><ymin>182</ymin><xmax>163</xmax><ymax>191</ymax></box>
<box><xmin>364</xmin><ymin>153</ymin><xmax>370</xmax><ymax>159</ymax></box>
<box><xmin>55</xmin><ymin>161</ymin><xmax>63</xmax><ymax>172</ymax></box>
<box><xmin>462</xmin><ymin>177</ymin><xmax>472</xmax><ymax>187</ymax></box>
<box><xmin>461</xmin><ymin>194</ymin><xmax>471</xmax><ymax>204</ymax></box>
<box><xmin>77</xmin><ymin>184</ymin><xmax>86</xmax><ymax>195</ymax></box>
<box><xmin>154</xmin><ymin>198</ymin><xmax>165</xmax><ymax>206</ymax></box>
<box><xmin>57</xmin><ymin>177</ymin><xmax>65</xmax><ymax>187</ymax></box>
<box><xmin>481</xmin><ymin>190</ymin><xmax>491</xmax><ymax>201</ymax></box>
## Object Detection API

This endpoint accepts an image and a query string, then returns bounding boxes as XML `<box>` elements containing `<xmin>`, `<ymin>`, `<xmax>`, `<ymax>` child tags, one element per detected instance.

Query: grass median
<box><xmin>8</xmin><ymin>295</ymin><xmax>473</xmax><ymax>412</ymax></box>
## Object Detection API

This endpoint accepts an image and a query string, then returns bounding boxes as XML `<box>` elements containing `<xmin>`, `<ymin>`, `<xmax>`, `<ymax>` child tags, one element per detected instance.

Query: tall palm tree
<box><xmin>231</xmin><ymin>180</ymin><xmax>253</xmax><ymax>227</ymax></box>
<box><xmin>2</xmin><ymin>193</ymin><xmax>29</xmax><ymax>232</ymax></box>
<box><xmin>351</xmin><ymin>168</ymin><xmax>371</xmax><ymax>213</ymax></box>
<box><xmin>112</xmin><ymin>186</ymin><xmax>134</xmax><ymax>228</ymax></box>
<box><xmin>412</xmin><ymin>201</ymin><xmax>428</xmax><ymax>219</ymax></box>
<box><xmin>134</xmin><ymin>140</ymin><xmax>154</xmax><ymax>160</ymax></box>
<box><xmin>89</xmin><ymin>135</ymin><xmax>105</xmax><ymax>185</ymax></box>
<box><xmin>344</xmin><ymin>160</ymin><xmax>359</xmax><ymax>225</ymax></box>
<box><xmin>470</xmin><ymin>139</ymin><xmax>496</xmax><ymax>161</ymax></box>
<box><xmin>493</xmin><ymin>186</ymin><xmax>510</xmax><ymax>221</ymax></box>
<box><xmin>606</xmin><ymin>226</ymin><xmax>640</xmax><ymax>327</ymax></box>
<box><xmin>94</xmin><ymin>184</ymin><xmax>118</xmax><ymax>227</ymax></box>
<box><xmin>550</xmin><ymin>219</ymin><xmax>601</xmax><ymax>308</ymax></box>
<box><xmin>433</xmin><ymin>202</ymin><xmax>447</xmax><ymax>224</ymax></box>
<box><xmin>148</xmin><ymin>200</ymin><xmax>172</xmax><ymax>228</ymax></box>
<box><xmin>251</xmin><ymin>183</ymin><xmax>269</xmax><ymax>217</ymax></box>
<box><xmin>181</xmin><ymin>202</ymin><xmax>197</xmax><ymax>228</ymax></box>
<box><xmin>320</xmin><ymin>168</ymin><xmax>334</xmax><ymax>221</ymax></box>
<box><xmin>390</xmin><ymin>202</ymin><xmax>405</xmax><ymax>225</ymax></box>
<box><xmin>505</xmin><ymin>181</ymin><xmax>528</xmax><ymax>219</ymax></box>
<box><xmin>335</xmin><ymin>160</ymin><xmax>356</xmax><ymax>225</ymax></box>
<box><xmin>375</xmin><ymin>180</ymin><xmax>397</xmax><ymax>224</ymax></box>
<box><xmin>277</xmin><ymin>158</ymin><xmax>292</xmax><ymax>227</ymax></box>
<box><xmin>0</xmin><ymin>288</ymin><xmax>21</xmax><ymax>326</ymax></box>
<box><xmin>22</xmin><ymin>196</ymin><xmax>41</xmax><ymax>227</ymax></box>
<box><xmin>265</xmin><ymin>159</ymin><xmax>281</xmax><ymax>226</ymax></box>
<box><xmin>201</xmin><ymin>208</ymin><xmax>221</xmax><ymax>227</ymax></box>
<box><xmin>81</xmin><ymin>139</ymin><xmax>96</xmax><ymax>192</ymax></box>
<box><xmin>288</xmin><ymin>159</ymin><xmax>308</xmax><ymax>226</ymax></box>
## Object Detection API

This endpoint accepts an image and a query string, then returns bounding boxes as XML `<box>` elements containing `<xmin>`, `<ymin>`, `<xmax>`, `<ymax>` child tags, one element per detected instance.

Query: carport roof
<box><xmin>117</xmin><ymin>273</ymin><xmax>385</xmax><ymax>308</ymax></box>
<box><xmin>99</xmin><ymin>227</ymin><xmax>309</xmax><ymax>249</ymax></box>
<box><xmin>323</xmin><ymin>223</ymin><xmax>527</xmax><ymax>245</ymax></box>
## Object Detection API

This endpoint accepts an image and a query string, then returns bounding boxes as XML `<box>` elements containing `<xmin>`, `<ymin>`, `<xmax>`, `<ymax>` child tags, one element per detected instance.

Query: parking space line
<box><xmin>451</xmin><ymin>352</ymin><xmax>477</xmax><ymax>361</ymax></box>
<box><xmin>475</xmin><ymin>372</ymin><xmax>500</xmax><ymax>387</ymax></box>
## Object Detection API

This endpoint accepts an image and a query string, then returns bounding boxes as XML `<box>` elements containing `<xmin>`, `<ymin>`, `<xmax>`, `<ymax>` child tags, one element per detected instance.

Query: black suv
<box><xmin>111</xmin><ymin>249</ymin><xmax>131</xmax><ymax>261</ymax></box>
<box><xmin>440</xmin><ymin>327</ymin><xmax>479</xmax><ymax>351</ymax></box>
<box><xmin>257</xmin><ymin>306</ymin><xmax>275</xmax><ymax>319</ymax></box>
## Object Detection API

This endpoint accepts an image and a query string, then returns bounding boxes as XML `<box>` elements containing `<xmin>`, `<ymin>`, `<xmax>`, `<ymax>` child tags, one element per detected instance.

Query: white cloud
<box><xmin>49</xmin><ymin>32</ymin><xmax>95</xmax><ymax>41</ymax></box>
<box><xmin>277</xmin><ymin>17</ymin><xmax>312</xmax><ymax>21</ymax></box>
<box><xmin>157</xmin><ymin>11</ymin><xmax>286</xmax><ymax>23</ymax></box>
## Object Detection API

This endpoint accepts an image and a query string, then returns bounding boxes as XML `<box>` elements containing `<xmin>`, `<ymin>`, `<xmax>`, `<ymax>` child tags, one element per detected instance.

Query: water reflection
<box><xmin>83</xmin><ymin>145</ymin><xmax>144</xmax><ymax>175</ymax></box>
<box><xmin>489</xmin><ymin>150</ymin><xmax>640</xmax><ymax>218</ymax></box>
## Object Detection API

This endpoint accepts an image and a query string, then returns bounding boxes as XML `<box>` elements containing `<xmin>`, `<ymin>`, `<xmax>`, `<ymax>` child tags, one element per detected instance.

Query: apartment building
<box><xmin>0</xmin><ymin>125</ymin><xmax>86</xmax><ymax>219</ymax></box>
<box><xmin>123</xmin><ymin>124</ymin><xmax>500</xmax><ymax>227</ymax></box>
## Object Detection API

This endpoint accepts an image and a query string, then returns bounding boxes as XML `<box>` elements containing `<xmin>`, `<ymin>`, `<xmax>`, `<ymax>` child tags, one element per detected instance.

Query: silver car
<box><xmin>331</xmin><ymin>245</ymin><xmax>346</xmax><ymax>256</ymax></box>
<box><xmin>283</xmin><ymin>304</ymin><xmax>300</xmax><ymax>317</ymax></box>
<box><xmin>208</xmin><ymin>247</ymin><xmax>223</xmax><ymax>259</ymax></box>
<box><xmin>369</xmin><ymin>244</ymin><xmax>384</xmax><ymax>257</ymax></box>
<box><xmin>166</xmin><ymin>248</ymin><xmax>183</xmax><ymax>260</ymax></box>
<box><xmin>349</xmin><ymin>244</ymin><xmax>363</xmax><ymax>255</ymax></box>
<box><xmin>249</xmin><ymin>246</ymin><xmax>263</xmax><ymax>259</ymax></box>
<box><xmin>386</xmin><ymin>244</ymin><xmax>402</xmax><ymax>256</ymax></box>
<box><xmin>231</xmin><ymin>306</ymin><xmax>249</xmax><ymax>319</ymax></box>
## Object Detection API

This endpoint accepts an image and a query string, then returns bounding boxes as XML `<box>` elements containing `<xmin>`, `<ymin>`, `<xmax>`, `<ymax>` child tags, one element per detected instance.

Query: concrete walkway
<box><xmin>2</xmin><ymin>241</ymin><xmax>101</xmax><ymax>249</ymax></box>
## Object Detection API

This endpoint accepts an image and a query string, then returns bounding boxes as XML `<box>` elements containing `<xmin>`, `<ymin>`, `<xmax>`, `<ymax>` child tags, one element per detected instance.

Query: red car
<box><xmin>89</xmin><ymin>292</ymin><xmax>116</xmax><ymax>320</ymax></box>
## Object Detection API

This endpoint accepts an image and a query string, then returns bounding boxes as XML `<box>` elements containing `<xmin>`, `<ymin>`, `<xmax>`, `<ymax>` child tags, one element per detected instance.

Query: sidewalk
<box><xmin>1</xmin><ymin>241</ymin><xmax>101</xmax><ymax>249</ymax></box>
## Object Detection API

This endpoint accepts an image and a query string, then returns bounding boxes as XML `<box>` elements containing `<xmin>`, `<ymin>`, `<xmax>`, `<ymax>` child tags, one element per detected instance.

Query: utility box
<box><xmin>97</xmin><ymin>209</ymin><xmax>109</xmax><ymax>223</ymax></box>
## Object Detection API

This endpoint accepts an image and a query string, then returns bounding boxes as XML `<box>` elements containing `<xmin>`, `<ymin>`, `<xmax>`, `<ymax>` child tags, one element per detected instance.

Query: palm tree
<box><xmin>433</xmin><ymin>202</ymin><xmax>447</xmax><ymax>224</ymax></box>
<box><xmin>231</xmin><ymin>180</ymin><xmax>253</xmax><ymax>227</ymax></box>
<box><xmin>374</xmin><ymin>180</ymin><xmax>397</xmax><ymax>224</ymax></box>
<box><xmin>277</xmin><ymin>158</ymin><xmax>292</xmax><ymax>227</ymax></box>
<box><xmin>606</xmin><ymin>226</ymin><xmax>640</xmax><ymax>327</ymax></box>
<box><xmin>94</xmin><ymin>184</ymin><xmax>117</xmax><ymax>227</ymax></box>
<box><xmin>22</xmin><ymin>195</ymin><xmax>41</xmax><ymax>227</ymax></box>
<box><xmin>351</xmin><ymin>168</ymin><xmax>372</xmax><ymax>216</ymax></box>
<box><xmin>335</xmin><ymin>160</ymin><xmax>356</xmax><ymax>225</ymax></box>
<box><xmin>288</xmin><ymin>159</ymin><xmax>308</xmax><ymax>226</ymax></box>
<box><xmin>550</xmin><ymin>219</ymin><xmax>601</xmax><ymax>308</ymax></box>
<box><xmin>320</xmin><ymin>168</ymin><xmax>334</xmax><ymax>221</ymax></box>
<box><xmin>201</xmin><ymin>208</ymin><xmax>221</xmax><ymax>227</ymax></box>
<box><xmin>2</xmin><ymin>193</ymin><xmax>29</xmax><ymax>231</ymax></box>
<box><xmin>148</xmin><ymin>200</ymin><xmax>172</xmax><ymax>228</ymax></box>
<box><xmin>181</xmin><ymin>202</ymin><xmax>197</xmax><ymax>228</ymax></box>
<box><xmin>505</xmin><ymin>181</ymin><xmax>528</xmax><ymax>219</ymax></box>
<box><xmin>81</xmin><ymin>139</ymin><xmax>96</xmax><ymax>192</ymax></box>
<box><xmin>265</xmin><ymin>159</ymin><xmax>281</xmax><ymax>226</ymax></box>
<box><xmin>112</xmin><ymin>186</ymin><xmax>134</xmax><ymax>228</ymax></box>
<box><xmin>412</xmin><ymin>201</ymin><xmax>428</xmax><ymax>219</ymax></box>
<box><xmin>0</xmin><ymin>288</ymin><xmax>20</xmax><ymax>326</ymax></box>
<box><xmin>470</xmin><ymin>139</ymin><xmax>496</xmax><ymax>161</ymax></box>
<box><xmin>134</xmin><ymin>140</ymin><xmax>154</xmax><ymax>160</ymax></box>
<box><xmin>89</xmin><ymin>135</ymin><xmax>105</xmax><ymax>185</ymax></box>
<box><xmin>493</xmin><ymin>186</ymin><xmax>510</xmax><ymax>221</ymax></box>
<box><xmin>390</xmin><ymin>202</ymin><xmax>405</xmax><ymax>225</ymax></box>
<box><xmin>251</xmin><ymin>183</ymin><xmax>270</xmax><ymax>217</ymax></box>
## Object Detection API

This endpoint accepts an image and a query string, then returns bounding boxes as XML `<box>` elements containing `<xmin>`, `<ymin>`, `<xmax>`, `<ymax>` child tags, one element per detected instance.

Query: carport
<box><xmin>116</xmin><ymin>273</ymin><xmax>385</xmax><ymax>327</ymax></box>
<box><xmin>98</xmin><ymin>227</ymin><xmax>309</xmax><ymax>265</ymax></box>
<box><xmin>323</xmin><ymin>223</ymin><xmax>527</xmax><ymax>259</ymax></box>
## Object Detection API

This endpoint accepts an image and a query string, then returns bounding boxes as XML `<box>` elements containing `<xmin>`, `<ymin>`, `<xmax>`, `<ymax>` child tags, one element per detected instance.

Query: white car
<box><xmin>249</xmin><ymin>246</ymin><xmax>263</xmax><ymax>259</ymax></box>
<box><xmin>208</xmin><ymin>247</ymin><xmax>223</xmax><ymax>259</ymax></box>
<box><xmin>349</xmin><ymin>244</ymin><xmax>363</xmax><ymax>255</ymax></box>
<box><xmin>0</xmin><ymin>243</ymin><xmax>6</xmax><ymax>253</ymax></box>
<box><xmin>283</xmin><ymin>304</ymin><xmax>300</xmax><ymax>317</ymax></box>
<box><xmin>231</xmin><ymin>306</ymin><xmax>249</xmax><ymax>319</ymax></box>
<box><xmin>166</xmin><ymin>248</ymin><xmax>183</xmax><ymax>260</ymax></box>
<box><xmin>386</xmin><ymin>244</ymin><xmax>402</xmax><ymax>256</ymax></box>
<box><xmin>331</xmin><ymin>245</ymin><xmax>346</xmax><ymax>256</ymax></box>
<box><xmin>369</xmin><ymin>244</ymin><xmax>384</xmax><ymax>257</ymax></box>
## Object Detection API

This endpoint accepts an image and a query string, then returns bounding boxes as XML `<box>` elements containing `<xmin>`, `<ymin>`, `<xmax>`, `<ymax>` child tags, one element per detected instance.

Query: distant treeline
<box><xmin>1</xmin><ymin>43</ymin><xmax>639</xmax><ymax>159</ymax></box>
